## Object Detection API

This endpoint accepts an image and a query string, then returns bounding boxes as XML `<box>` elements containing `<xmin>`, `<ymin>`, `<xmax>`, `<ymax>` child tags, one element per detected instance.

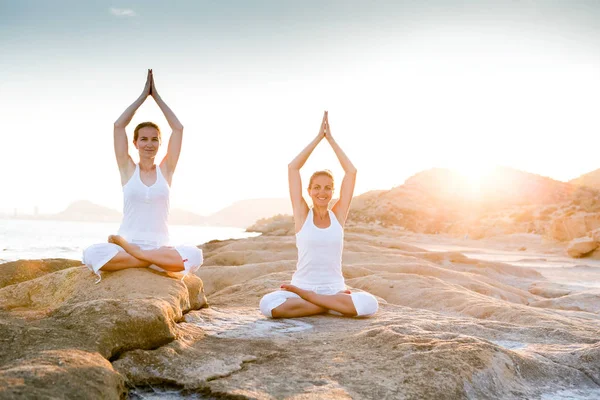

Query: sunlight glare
<box><xmin>451</xmin><ymin>162</ymin><xmax>497</xmax><ymax>196</ymax></box>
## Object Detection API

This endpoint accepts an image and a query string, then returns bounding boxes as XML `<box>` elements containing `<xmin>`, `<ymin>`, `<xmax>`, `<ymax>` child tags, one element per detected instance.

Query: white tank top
<box><xmin>291</xmin><ymin>208</ymin><xmax>345</xmax><ymax>288</ymax></box>
<box><xmin>118</xmin><ymin>164</ymin><xmax>170</xmax><ymax>247</ymax></box>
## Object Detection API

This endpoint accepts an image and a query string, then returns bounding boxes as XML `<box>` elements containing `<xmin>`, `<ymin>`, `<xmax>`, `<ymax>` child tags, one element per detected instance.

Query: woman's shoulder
<box><xmin>120</xmin><ymin>161</ymin><xmax>138</xmax><ymax>187</ymax></box>
<box><xmin>293</xmin><ymin>206</ymin><xmax>312</xmax><ymax>234</ymax></box>
<box><xmin>329</xmin><ymin>208</ymin><xmax>345</xmax><ymax>227</ymax></box>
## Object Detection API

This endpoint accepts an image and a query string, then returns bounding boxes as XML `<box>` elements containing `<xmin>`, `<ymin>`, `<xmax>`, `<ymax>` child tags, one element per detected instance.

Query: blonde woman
<box><xmin>259</xmin><ymin>112</ymin><xmax>378</xmax><ymax>318</ymax></box>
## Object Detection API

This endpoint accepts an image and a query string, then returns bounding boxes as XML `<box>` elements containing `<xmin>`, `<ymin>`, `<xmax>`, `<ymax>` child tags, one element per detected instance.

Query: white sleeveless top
<box><xmin>291</xmin><ymin>208</ymin><xmax>345</xmax><ymax>288</ymax></box>
<box><xmin>118</xmin><ymin>164</ymin><xmax>170</xmax><ymax>247</ymax></box>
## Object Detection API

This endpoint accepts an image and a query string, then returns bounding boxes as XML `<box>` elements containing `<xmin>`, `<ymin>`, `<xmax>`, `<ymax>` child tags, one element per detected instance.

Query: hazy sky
<box><xmin>2</xmin><ymin>0</ymin><xmax>600</xmax><ymax>215</ymax></box>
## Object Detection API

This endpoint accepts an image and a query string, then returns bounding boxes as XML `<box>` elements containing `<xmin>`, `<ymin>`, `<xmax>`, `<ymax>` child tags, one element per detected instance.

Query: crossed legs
<box><xmin>270</xmin><ymin>284</ymin><xmax>358</xmax><ymax>318</ymax></box>
<box><xmin>101</xmin><ymin>235</ymin><xmax>185</xmax><ymax>272</ymax></box>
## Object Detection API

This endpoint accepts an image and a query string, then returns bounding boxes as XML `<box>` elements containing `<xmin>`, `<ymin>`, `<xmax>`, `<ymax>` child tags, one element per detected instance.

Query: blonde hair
<box><xmin>308</xmin><ymin>170</ymin><xmax>334</xmax><ymax>189</ymax></box>
<box><xmin>133</xmin><ymin>122</ymin><xmax>161</xmax><ymax>142</ymax></box>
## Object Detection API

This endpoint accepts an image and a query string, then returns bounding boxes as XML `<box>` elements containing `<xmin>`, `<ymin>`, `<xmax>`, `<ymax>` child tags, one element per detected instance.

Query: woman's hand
<box><xmin>150</xmin><ymin>69</ymin><xmax>159</xmax><ymax>98</ymax></box>
<box><xmin>324</xmin><ymin>111</ymin><xmax>334</xmax><ymax>142</ymax></box>
<box><xmin>317</xmin><ymin>110</ymin><xmax>327</xmax><ymax>139</ymax></box>
<box><xmin>141</xmin><ymin>69</ymin><xmax>152</xmax><ymax>98</ymax></box>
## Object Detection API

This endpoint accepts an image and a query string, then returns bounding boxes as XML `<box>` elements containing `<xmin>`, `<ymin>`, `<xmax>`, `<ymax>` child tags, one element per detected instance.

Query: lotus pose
<box><xmin>83</xmin><ymin>70</ymin><xmax>203</xmax><ymax>283</ymax></box>
<box><xmin>259</xmin><ymin>112</ymin><xmax>379</xmax><ymax>318</ymax></box>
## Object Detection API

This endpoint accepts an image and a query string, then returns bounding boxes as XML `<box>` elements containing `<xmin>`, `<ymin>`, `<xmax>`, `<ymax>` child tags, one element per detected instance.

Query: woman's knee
<box><xmin>259</xmin><ymin>291</ymin><xmax>289</xmax><ymax>318</ymax></box>
<box><xmin>174</xmin><ymin>246</ymin><xmax>203</xmax><ymax>274</ymax></box>
<box><xmin>350</xmin><ymin>292</ymin><xmax>379</xmax><ymax>317</ymax></box>
<box><xmin>82</xmin><ymin>243</ymin><xmax>122</xmax><ymax>272</ymax></box>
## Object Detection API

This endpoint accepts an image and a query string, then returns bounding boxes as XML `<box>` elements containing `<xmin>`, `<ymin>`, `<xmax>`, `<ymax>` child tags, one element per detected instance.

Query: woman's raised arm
<box><xmin>152</xmin><ymin>71</ymin><xmax>184</xmax><ymax>182</ymax></box>
<box><xmin>288</xmin><ymin>111</ymin><xmax>327</xmax><ymax>232</ymax></box>
<box><xmin>114</xmin><ymin>69</ymin><xmax>152</xmax><ymax>182</ymax></box>
<box><xmin>326</xmin><ymin>113</ymin><xmax>357</xmax><ymax>226</ymax></box>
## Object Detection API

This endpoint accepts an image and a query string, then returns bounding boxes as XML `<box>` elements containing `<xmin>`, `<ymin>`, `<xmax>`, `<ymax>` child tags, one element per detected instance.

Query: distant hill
<box><xmin>400</xmin><ymin>166</ymin><xmax>574</xmax><ymax>206</ymax></box>
<box><xmin>350</xmin><ymin>167</ymin><xmax>576</xmax><ymax>220</ymax></box>
<box><xmin>12</xmin><ymin>198</ymin><xmax>291</xmax><ymax>228</ymax></box>
<box><xmin>206</xmin><ymin>198</ymin><xmax>292</xmax><ymax>228</ymax></box>
<box><xmin>54</xmin><ymin>200</ymin><xmax>121</xmax><ymax>222</ymax></box>
<box><xmin>348</xmin><ymin>167</ymin><xmax>600</xmax><ymax>238</ymax></box>
<box><xmin>169</xmin><ymin>208</ymin><xmax>209</xmax><ymax>226</ymax></box>
<box><xmin>569</xmin><ymin>168</ymin><xmax>600</xmax><ymax>190</ymax></box>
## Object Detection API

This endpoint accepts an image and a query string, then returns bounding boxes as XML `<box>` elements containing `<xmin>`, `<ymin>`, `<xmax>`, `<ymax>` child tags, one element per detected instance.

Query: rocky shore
<box><xmin>1</xmin><ymin>228</ymin><xmax>599</xmax><ymax>399</ymax></box>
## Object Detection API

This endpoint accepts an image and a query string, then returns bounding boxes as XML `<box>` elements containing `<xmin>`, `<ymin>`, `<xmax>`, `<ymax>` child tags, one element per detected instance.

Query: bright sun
<box><xmin>450</xmin><ymin>162</ymin><xmax>497</xmax><ymax>195</ymax></box>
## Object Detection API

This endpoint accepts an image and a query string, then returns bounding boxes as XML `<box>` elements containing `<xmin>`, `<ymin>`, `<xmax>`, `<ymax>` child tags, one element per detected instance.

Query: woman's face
<box><xmin>308</xmin><ymin>175</ymin><xmax>334</xmax><ymax>207</ymax></box>
<box><xmin>134</xmin><ymin>126</ymin><xmax>160</xmax><ymax>158</ymax></box>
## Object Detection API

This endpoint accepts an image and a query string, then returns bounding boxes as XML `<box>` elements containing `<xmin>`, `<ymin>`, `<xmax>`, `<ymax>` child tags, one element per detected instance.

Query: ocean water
<box><xmin>0</xmin><ymin>219</ymin><xmax>259</xmax><ymax>263</ymax></box>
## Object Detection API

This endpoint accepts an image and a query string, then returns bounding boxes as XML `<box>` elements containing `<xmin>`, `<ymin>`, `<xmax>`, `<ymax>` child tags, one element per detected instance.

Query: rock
<box><xmin>528</xmin><ymin>282</ymin><xmax>575</xmax><ymax>298</ymax></box>
<box><xmin>118</xmin><ymin>233</ymin><xmax>600</xmax><ymax>398</ymax></box>
<box><xmin>115</xmin><ymin>305</ymin><xmax>600</xmax><ymax>399</ymax></box>
<box><xmin>200</xmin><ymin>235</ymin><xmax>297</xmax><ymax>267</ymax></box>
<box><xmin>0</xmin><ymin>262</ymin><xmax>208</xmax><ymax>399</ymax></box>
<box><xmin>4</xmin><ymin>229</ymin><xmax>600</xmax><ymax>398</ymax></box>
<box><xmin>529</xmin><ymin>290</ymin><xmax>600</xmax><ymax>314</ymax></box>
<box><xmin>590</xmin><ymin>228</ymin><xmax>600</xmax><ymax>242</ymax></box>
<box><xmin>549</xmin><ymin>213</ymin><xmax>600</xmax><ymax>242</ymax></box>
<box><xmin>566</xmin><ymin>237</ymin><xmax>598</xmax><ymax>258</ymax></box>
<box><xmin>0</xmin><ymin>348</ymin><xmax>127</xmax><ymax>400</ymax></box>
<box><xmin>0</xmin><ymin>258</ymin><xmax>83</xmax><ymax>289</ymax></box>
<box><xmin>246</xmin><ymin>214</ymin><xmax>294</xmax><ymax>236</ymax></box>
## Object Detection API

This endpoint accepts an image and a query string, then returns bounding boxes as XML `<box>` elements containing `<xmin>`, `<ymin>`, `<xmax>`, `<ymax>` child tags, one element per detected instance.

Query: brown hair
<box><xmin>308</xmin><ymin>170</ymin><xmax>334</xmax><ymax>189</ymax></box>
<box><xmin>133</xmin><ymin>122</ymin><xmax>161</xmax><ymax>142</ymax></box>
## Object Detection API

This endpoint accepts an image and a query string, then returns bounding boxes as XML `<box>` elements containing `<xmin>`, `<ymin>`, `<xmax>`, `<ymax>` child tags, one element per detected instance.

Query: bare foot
<box><xmin>108</xmin><ymin>235</ymin><xmax>143</xmax><ymax>259</ymax></box>
<box><xmin>281</xmin><ymin>284</ymin><xmax>352</xmax><ymax>297</ymax></box>
<box><xmin>108</xmin><ymin>235</ymin><xmax>127</xmax><ymax>247</ymax></box>
<box><xmin>281</xmin><ymin>284</ymin><xmax>320</xmax><ymax>302</ymax></box>
<box><xmin>280</xmin><ymin>283</ymin><xmax>305</xmax><ymax>295</ymax></box>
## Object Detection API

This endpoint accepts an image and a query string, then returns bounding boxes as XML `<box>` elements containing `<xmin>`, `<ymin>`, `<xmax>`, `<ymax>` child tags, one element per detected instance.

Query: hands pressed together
<box><xmin>317</xmin><ymin>110</ymin><xmax>334</xmax><ymax>142</ymax></box>
<box><xmin>141</xmin><ymin>69</ymin><xmax>159</xmax><ymax>99</ymax></box>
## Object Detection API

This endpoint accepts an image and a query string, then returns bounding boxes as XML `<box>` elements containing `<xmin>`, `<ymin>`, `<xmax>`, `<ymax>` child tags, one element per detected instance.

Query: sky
<box><xmin>2</xmin><ymin>0</ymin><xmax>600</xmax><ymax>216</ymax></box>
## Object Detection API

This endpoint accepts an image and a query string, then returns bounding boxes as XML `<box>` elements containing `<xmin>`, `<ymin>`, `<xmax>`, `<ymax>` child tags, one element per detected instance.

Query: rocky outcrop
<box><xmin>111</xmin><ymin>233</ymin><xmax>600</xmax><ymax>399</ymax></box>
<box><xmin>549</xmin><ymin>213</ymin><xmax>600</xmax><ymax>242</ymax></box>
<box><xmin>566</xmin><ymin>237</ymin><xmax>599</xmax><ymax>258</ymax></box>
<box><xmin>3</xmin><ymin>230</ymin><xmax>600</xmax><ymax>399</ymax></box>
<box><xmin>246</xmin><ymin>214</ymin><xmax>295</xmax><ymax>236</ymax></box>
<box><xmin>0</xmin><ymin>261</ymin><xmax>207</xmax><ymax>399</ymax></box>
<box><xmin>0</xmin><ymin>258</ymin><xmax>84</xmax><ymax>289</ymax></box>
<box><xmin>115</xmin><ymin>306</ymin><xmax>600</xmax><ymax>399</ymax></box>
<box><xmin>570</xmin><ymin>167</ymin><xmax>600</xmax><ymax>190</ymax></box>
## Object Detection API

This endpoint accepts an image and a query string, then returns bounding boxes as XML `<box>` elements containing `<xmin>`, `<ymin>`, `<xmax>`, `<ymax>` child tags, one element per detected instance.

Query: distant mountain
<box><xmin>54</xmin><ymin>200</ymin><xmax>121</xmax><ymax>222</ymax></box>
<box><xmin>569</xmin><ymin>168</ymin><xmax>600</xmax><ymax>190</ymax></box>
<box><xmin>169</xmin><ymin>208</ymin><xmax>209</xmax><ymax>226</ymax></box>
<box><xmin>348</xmin><ymin>167</ymin><xmax>600</xmax><ymax>237</ymax></box>
<box><xmin>206</xmin><ymin>198</ymin><xmax>292</xmax><ymax>228</ymax></box>
<box><xmin>351</xmin><ymin>167</ymin><xmax>575</xmax><ymax>220</ymax></box>
<box><xmin>400</xmin><ymin>166</ymin><xmax>574</xmax><ymax>206</ymax></box>
<box><xmin>171</xmin><ymin>199</ymin><xmax>292</xmax><ymax>228</ymax></box>
<box><xmin>16</xmin><ymin>198</ymin><xmax>291</xmax><ymax>228</ymax></box>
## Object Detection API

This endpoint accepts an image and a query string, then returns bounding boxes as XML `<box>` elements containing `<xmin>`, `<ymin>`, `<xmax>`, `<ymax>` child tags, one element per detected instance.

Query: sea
<box><xmin>0</xmin><ymin>219</ymin><xmax>259</xmax><ymax>263</ymax></box>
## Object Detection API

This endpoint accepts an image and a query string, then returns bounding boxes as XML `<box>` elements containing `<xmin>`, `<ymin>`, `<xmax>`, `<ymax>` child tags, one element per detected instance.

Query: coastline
<box><xmin>1</xmin><ymin>226</ymin><xmax>599</xmax><ymax>398</ymax></box>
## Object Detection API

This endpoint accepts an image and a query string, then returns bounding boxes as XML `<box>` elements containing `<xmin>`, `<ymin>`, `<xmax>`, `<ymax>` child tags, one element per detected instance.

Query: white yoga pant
<box><xmin>82</xmin><ymin>242</ymin><xmax>203</xmax><ymax>283</ymax></box>
<box><xmin>259</xmin><ymin>284</ymin><xmax>379</xmax><ymax>318</ymax></box>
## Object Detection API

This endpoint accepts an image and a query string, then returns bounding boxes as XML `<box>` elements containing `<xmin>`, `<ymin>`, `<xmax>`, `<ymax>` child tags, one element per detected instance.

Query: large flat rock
<box><xmin>0</xmin><ymin>263</ymin><xmax>208</xmax><ymax>399</ymax></box>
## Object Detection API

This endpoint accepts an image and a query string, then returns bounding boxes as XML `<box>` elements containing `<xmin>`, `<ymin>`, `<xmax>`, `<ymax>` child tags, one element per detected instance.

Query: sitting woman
<box><xmin>83</xmin><ymin>70</ymin><xmax>202</xmax><ymax>283</ymax></box>
<box><xmin>259</xmin><ymin>111</ymin><xmax>378</xmax><ymax>318</ymax></box>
